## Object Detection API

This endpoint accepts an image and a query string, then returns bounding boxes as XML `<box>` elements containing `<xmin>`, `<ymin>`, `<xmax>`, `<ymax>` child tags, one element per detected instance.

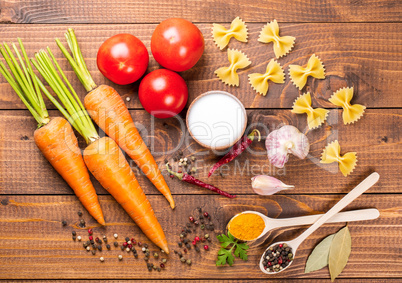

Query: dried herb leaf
<box><xmin>329</xmin><ymin>226</ymin><xmax>351</xmax><ymax>281</ymax></box>
<box><xmin>305</xmin><ymin>234</ymin><xmax>335</xmax><ymax>273</ymax></box>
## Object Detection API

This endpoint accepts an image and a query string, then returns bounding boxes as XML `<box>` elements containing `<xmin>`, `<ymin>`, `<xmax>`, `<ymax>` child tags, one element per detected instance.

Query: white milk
<box><xmin>187</xmin><ymin>92</ymin><xmax>246</xmax><ymax>149</ymax></box>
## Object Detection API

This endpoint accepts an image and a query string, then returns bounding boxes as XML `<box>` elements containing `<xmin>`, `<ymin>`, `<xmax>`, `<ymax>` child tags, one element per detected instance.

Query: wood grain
<box><xmin>0</xmin><ymin>0</ymin><xmax>401</xmax><ymax>23</ymax></box>
<box><xmin>0</xmin><ymin>23</ymin><xmax>401</xmax><ymax>110</ymax></box>
<box><xmin>0</xmin><ymin>109</ymin><xmax>400</xmax><ymax>195</ymax></box>
<box><xmin>0</xmin><ymin>194</ymin><xmax>400</xmax><ymax>280</ymax></box>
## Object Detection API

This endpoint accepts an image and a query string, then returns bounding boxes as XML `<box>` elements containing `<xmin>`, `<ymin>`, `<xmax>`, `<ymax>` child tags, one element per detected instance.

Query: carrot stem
<box><xmin>55</xmin><ymin>28</ymin><xmax>97</xmax><ymax>92</ymax></box>
<box><xmin>0</xmin><ymin>40</ymin><xmax>49</xmax><ymax>127</ymax></box>
<box><xmin>32</xmin><ymin>49</ymin><xmax>99</xmax><ymax>144</ymax></box>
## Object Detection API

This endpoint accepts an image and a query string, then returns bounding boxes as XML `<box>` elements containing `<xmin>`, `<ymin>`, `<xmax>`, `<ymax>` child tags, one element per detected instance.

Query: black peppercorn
<box><xmin>62</xmin><ymin>220</ymin><xmax>67</xmax><ymax>226</ymax></box>
<box><xmin>91</xmin><ymin>250</ymin><xmax>96</xmax><ymax>255</ymax></box>
<box><xmin>98</xmin><ymin>245</ymin><xmax>102</xmax><ymax>251</ymax></box>
<box><xmin>78</xmin><ymin>211</ymin><xmax>83</xmax><ymax>217</ymax></box>
<box><xmin>72</xmin><ymin>231</ymin><xmax>76</xmax><ymax>236</ymax></box>
<box><xmin>72</xmin><ymin>236</ymin><xmax>76</xmax><ymax>241</ymax></box>
<box><xmin>106</xmin><ymin>244</ymin><xmax>111</xmax><ymax>250</ymax></box>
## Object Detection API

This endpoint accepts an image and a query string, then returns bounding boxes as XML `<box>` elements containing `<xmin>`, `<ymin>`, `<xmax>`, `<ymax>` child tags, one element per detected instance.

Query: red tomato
<box><xmin>151</xmin><ymin>18</ymin><xmax>204</xmax><ymax>72</ymax></box>
<box><xmin>97</xmin><ymin>34</ymin><xmax>149</xmax><ymax>85</ymax></box>
<box><xmin>138</xmin><ymin>69</ymin><xmax>188</xmax><ymax>118</ymax></box>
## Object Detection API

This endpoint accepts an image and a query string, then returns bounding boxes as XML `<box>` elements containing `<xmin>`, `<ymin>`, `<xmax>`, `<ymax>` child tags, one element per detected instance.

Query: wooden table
<box><xmin>0</xmin><ymin>0</ymin><xmax>401</xmax><ymax>281</ymax></box>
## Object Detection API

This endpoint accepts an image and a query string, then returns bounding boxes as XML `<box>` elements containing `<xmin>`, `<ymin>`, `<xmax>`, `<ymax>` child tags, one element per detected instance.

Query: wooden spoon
<box><xmin>259</xmin><ymin>172</ymin><xmax>380</xmax><ymax>274</ymax></box>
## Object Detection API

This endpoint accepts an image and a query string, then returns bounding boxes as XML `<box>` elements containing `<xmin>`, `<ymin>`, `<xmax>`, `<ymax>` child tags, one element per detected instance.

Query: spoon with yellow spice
<box><xmin>228</xmin><ymin>207</ymin><xmax>379</xmax><ymax>242</ymax></box>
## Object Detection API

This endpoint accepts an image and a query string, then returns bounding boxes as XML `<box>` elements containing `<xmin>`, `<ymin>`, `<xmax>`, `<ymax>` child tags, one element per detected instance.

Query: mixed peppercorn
<box><xmin>63</xmin><ymin>213</ymin><xmax>168</xmax><ymax>271</ymax></box>
<box><xmin>173</xmin><ymin>207</ymin><xmax>215</xmax><ymax>265</ymax></box>
<box><xmin>262</xmin><ymin>243</ymin><xmax>293</xmax><ymax>273</ymax></box>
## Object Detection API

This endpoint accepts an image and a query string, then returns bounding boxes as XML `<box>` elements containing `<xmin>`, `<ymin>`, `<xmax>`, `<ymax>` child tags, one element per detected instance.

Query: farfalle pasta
<box><xmin>292</xmin><ymin>92</ymin><xmax>329</xmax><ymax>129</ymax></box>
<box><xmin>320</xmin><ymin>140</ymin><xmax>357</xmax><ymax>177</ymax></box>
<box><xmin>248</xmin><ymin>59</ymin><xmax>285</xmax><ymax>96</ymax></box>
<box><xmin>215</xmin><ymin>49</ymin><xmax>251</xmax><ymax>86</ymax></box>
<box><xmin>289</xmin><ymin>54</ymin><xmax>325</xmax><ymax>90</ymax></box>
<box><xmin>258</xmin><ymin>19</ymin><xmax>295</xmax><ymax>58</ymax></box>
<box><xmin>212</xmin><ymin>17</ymin><xmax>248</xmax><ymax>50</ymax></box>
<box><xmin>329</xmin><ymin>87</ymin><xmax>366</xmax><ymax>125</ymax></box>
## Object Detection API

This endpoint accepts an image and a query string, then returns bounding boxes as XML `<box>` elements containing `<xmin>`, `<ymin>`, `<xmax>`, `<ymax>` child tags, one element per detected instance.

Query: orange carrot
<box><xmin>84</xmin><ymin>137</ymin><xmax>169</xmax><ymax>252</ymax></box>
<box><xmin>33</xmin><ymin>47</ymin><xmax>169</xmax><ymax>253</ymax></box>
<box><xmin>0</xmin><ymin>40</ymin><xmax>105</xmax><ymax>225</ymax></box>
<box><xmin>35</xmin><ymin>117</ymin><xmax>105</xmax><ymax>225</ymax></box>
<box><xmin>84</xmin><ymin>85</ymin><xmax>175</xmax><ymax>209</ymax></box>
<box><xmin>55</xmin><ymin>29</ymin><xmax>175</xmax><ymax>209</ymax></box>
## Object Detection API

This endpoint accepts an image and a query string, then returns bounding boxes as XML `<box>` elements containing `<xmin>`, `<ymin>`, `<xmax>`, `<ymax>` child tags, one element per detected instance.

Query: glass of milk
<box><xmin>186</xmin><ymin>91</ymin><xmax>247</xmax><ymax>150</ymax></box>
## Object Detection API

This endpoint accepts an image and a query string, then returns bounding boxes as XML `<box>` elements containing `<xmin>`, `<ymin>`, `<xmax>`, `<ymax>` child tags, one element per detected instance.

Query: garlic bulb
<box><xmin>265</xmin><ymin>125</ymin><xmax>309</xmax><ymax>168</ymax></box>
<box><xmin>251</xmin><ymin>175</ymin><xmax>294</xmax><ymax>195</ymax></box>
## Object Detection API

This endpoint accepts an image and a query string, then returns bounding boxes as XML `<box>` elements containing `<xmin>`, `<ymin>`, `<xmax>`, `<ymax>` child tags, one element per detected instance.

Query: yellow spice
<box><xmin>228</xmin><ymin>213</ymin><xmax>265</xmax><ymax>241</ymax></box>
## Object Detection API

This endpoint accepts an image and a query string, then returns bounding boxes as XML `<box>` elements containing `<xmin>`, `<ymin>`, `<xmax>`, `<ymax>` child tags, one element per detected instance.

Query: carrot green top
<box><xmin>0</xmin><ymin>39</ymin><xmax>50</xmax><ymax>127</ymax></box>
<box><xmin>31</xmin><ymin>47</ymin><xmax>99</xmax><ymax>144</ymax></box>
<box><xmin>56</xmin><ymin>28</ymin><xmax>97</xmax><ymax>92</ymax></box>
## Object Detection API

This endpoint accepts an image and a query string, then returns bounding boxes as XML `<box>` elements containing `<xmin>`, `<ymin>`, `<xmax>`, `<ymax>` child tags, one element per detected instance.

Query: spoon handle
<box><xmin>268</xmin><ymin>208</ymin><xmax>380</xmax><ymax>230</ymax></box>
<box><xmin>290</xmin><ymin>172</ymin><xmax>380</xmax><ymax>249</ymax></box>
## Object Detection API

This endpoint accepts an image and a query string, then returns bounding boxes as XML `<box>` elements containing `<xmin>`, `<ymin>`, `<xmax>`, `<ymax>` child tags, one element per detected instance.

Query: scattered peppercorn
<box><xmin>203</xmin><ymin>212</ymin><xmax>209</xmax><ymax>217</ymax></box>
<box><xmin>91</xmin><ymin>250</ymin><xmax>96</xmax><ymax>255</ymax></box>
<box><xmin>79</xmin><ymin>219</ymin><xmax>85</xmax><ymax>227</ymax></box>
<box><xmin>180</xmin><ymin>257</ymin><xmax>186</xmax><ymax>263</ymax></box>
<box><xmin>194</xmin><ymin>221</ymin><xmax>199</xmax><ymax>225</ymax></box>
<box><xmin>72</xmin><ymin>236</ymin><xmax>76</xmax><ymax>241</ymax></box>
<box><xmin>189</xmin><ymin>216</ymin><xmax>194</xmax><ymax>222</ymax></box>
<box><xmin>126</xmin><ymin>247</ymin><xmax>130</xmax><ymax>252</ymax></box>
<box><xmin>98</xmin><ymin>245</ymin><xmax>102</xmax><ymax>251</ymax></box>
<box><xmin>78</xmin><ymin>211</ymin><xmax>83</xmax><ymax>217</ymax></box>
<box><xmin>62</xmin><ymin>220</ymin><xmax>67</xmax><ymax>226</ymax></box>
<box><xmin>157</xmin><ymin>267</ymin><xmax>161</xmax><ymax>272</ymax></box>
<box><xmin>114</xmin><ymin>242</ymin><xmax>118</xmax><ymax>247</ymax></box>
<box><xmin>72</xmin><ymin>231</ymin><xmax>76</xmax><ymax>236</ymax></box>
<box><xmin>125</xmin><ymin>237</ymin><xmax>130</xmax><ymax>242</ymax></box>
<box><xmin>88</xmin><ymin>229</ymin><xmax>93</xmax><ymax>235</ymax></box>
<box><xmin>89</xmin><ymin>236</ymin><xmax>93</xmax><ymax>241</ymax></box>
<box><xmin>195</xmin><ymin>246</ymin><xmax>200</xmax><ymax>252</ymax></box>
<box><xmin>113</xmin><ymin>233</ymin><xmax>118</xmax><ymax>239</ymax></box>
<box><xmin>200</xmin><ymin>224</ymin><xmax>205</xmax><ymax>230</ymax></box>
<box><xmin>138</xmin><ymin>242</ymin><xmax>142</xmax><ymax>247</ymax></box>
<box><xmin>86</xmin><ymin>246</ymin><xmax>90</xmax><ymax>251</ymax></box>
<box><xmin>204</xmin><ymin>245</ymin><xmax>209</xmax><ymax>250</ymax></box>
<box><xmin>100</xmin><ymin>256</ymin><xmax>104</xmax><ymax>262</ymax></box>
<box><xmin>186</xmin><ymin>259</ymin><xmax>192</xmax><ymax>265</ymax></box>
<box><xmin>118</xmin><ymin>255</ymin><xmax>123</xmax><ymax>260</ymax></box>
<box><xmin>77</xmin><ymin>236</ymin><xmax>82</xmax><ymax>241</ymax></box>
<box><xmin>160</xmin><ymin>263</ymin><xmax>165</xmax><ymax>268</ymax></box>
<box><xmin>144</xmin><ymin>257</ymin><xmax>149</xmax><ymax>261</ymax></box>
<box><xmin>154</xmin><ymin>252</ymin><xmax>159</xmax><ymax>258</ymax></box>
<box><xmin>106</xmin><ymin>244</ymin><xmax>111</xmax><ymax>250</ymax></box>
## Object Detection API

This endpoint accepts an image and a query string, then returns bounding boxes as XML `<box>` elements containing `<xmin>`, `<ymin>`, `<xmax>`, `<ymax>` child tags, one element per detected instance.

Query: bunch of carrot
<box><xmin>0</xmin><ymin>34</ymin><xmax>171</xmax><ymax>253</ymax></box>
<box><xmin>0</xmin><ymin>40</ymin><xmax>105</xmax><ymax>226</ymax></box>
<box><xmin>32</xmin><ymin>47</ymin><xmax>169</xmax><ymax>253</ymax></box>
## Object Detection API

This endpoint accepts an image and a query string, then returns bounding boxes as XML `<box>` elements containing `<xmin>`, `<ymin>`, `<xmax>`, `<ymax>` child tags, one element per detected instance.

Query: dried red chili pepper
<box><xmin>166</xmin><ymin>165</ymin><xmax>236</xmax><ymax>198</ymax></box>
<box><xmin>208</xmin><ymin>129</ymin><xmax>261</xmax><ymax>177</ymax></box>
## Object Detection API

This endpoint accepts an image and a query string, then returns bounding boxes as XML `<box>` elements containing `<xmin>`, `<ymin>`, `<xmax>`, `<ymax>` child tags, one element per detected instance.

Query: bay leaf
<box><xmin>328</xmin><ymin>226</ymin><xmax>352</xmax><ymax>282</ymax></box>
<box><xmin>305</xmin><ymin>234</ymin><xmax>335</xmax><ymax>273</ymax></box>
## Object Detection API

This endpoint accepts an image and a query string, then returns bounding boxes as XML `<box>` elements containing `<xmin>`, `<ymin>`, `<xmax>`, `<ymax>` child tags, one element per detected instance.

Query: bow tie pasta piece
<box><xmin>320</xmin><ymin>140</ymin><xmax>357</xmax><ymax>177</ymax></box>
<box><xmin>329</xmin><ymin>87</ymin><xmax>366</xmax><ymax>125</ymax></box>
<box><xmin>258</xmin><ymin>19</ymin><xmax>296</xmax><ymax>58</ymax></box>
<box><xmin>248</xmin><ymin>59</ymin><xmax>285</xmax><ymax>96</ymax></box>
<box><xmin>215</xmin><ymin>49</ymin><xmax>251</xmax><ymax>87</ymax></box>
<box><xmin>289</xmin><ymin>54</ymin><xmax>325</xmax><ymax>90</ymax></box>
<box><xmin>292</xmin><ymin>92</ymin><xmax>329</xmax><ymax>129</ymax></box>
<box><xmin>212</xmin><ymin>17</ymin><xmax>248</xmax><ymax>50</ymax></box>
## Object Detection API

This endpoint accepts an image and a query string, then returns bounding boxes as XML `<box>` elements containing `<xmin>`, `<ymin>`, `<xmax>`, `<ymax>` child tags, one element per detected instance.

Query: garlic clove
<box><xmin>251</xmin><ymin>175</ymin><xmax>294</xmax><ymax>195</ymax></box>
<box><xmin>265</xmin><ymin>125</ymin><xmax>310</xmax><ymax>168</ymax></box>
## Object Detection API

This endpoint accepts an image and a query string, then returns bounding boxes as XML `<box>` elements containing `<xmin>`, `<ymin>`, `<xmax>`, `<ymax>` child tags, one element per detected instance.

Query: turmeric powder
<box><xmin>228</xmin><ymin>213</ymin><xmax>265</xmax><ymax>241</ymax></box>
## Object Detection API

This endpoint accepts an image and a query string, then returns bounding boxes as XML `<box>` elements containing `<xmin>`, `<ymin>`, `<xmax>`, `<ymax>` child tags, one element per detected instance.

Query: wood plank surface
<box><xmin>0</xmin><ymin>0</ymin><xmax>401</xmax><ymax>23</ymax></box>
<box><xmin>0</xmin><ymin>109</ymin><xmax>400</xmax><ymax>195</ymax></box>
<box><xmin>0</xmin><ymin>23</ymin><xmax>401</xmax><ymax>110</ymax></box>
<box><xmin>0</xmin><ymin>194</ymin><xmax>400</xmax><ymax>280</ymax></box>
